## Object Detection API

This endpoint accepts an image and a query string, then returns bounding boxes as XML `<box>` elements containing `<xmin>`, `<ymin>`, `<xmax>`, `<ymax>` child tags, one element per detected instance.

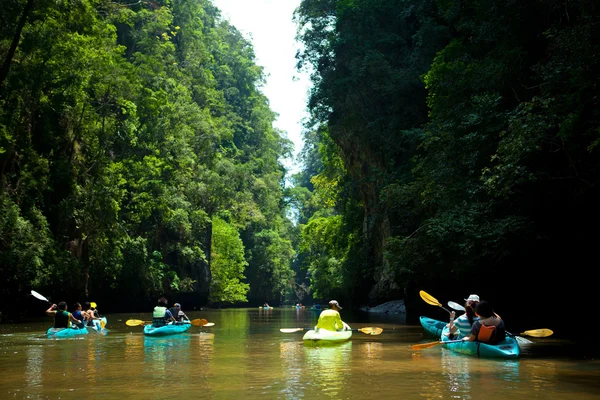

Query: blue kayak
<box><xmin>439</xmin><ymin>322</ymin><xmax>520</xmax><ymax>359</ymax></box>
<box><xmin>143</xmin><ymin>322</ymin><xmax>191</xmax><ymax>337</ymax></box>
<box><xmin>47</xmin><ymin>326</ymin><xmax>88</xmax><ymax>338</ymax></box>
<box><xmin>420</xmin><ymin>316</ymin><xmax>447</xmax><ymax>338</ymax></box>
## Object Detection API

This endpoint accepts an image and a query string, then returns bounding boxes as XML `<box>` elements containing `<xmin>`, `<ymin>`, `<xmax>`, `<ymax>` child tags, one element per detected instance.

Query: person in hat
<box><xmin>46</xmin><ymin>301</ymin><xmax>82</xmax><ymax>328</ymax></box>
<box><xmin>169</xmin><ymin>303</ymin><xmax>189</xmax><ymax>322</ymax></box>
<box><xmin>446</xmin><ymin>294</ymin><xmax>480</xmax><ymax>339</ymax></box>
<box><xmin>314</xmin><ymin>300</ymin><xmax>350</xmax><ymax>332</ymax></box>
<box><xmin>462</xmin><ymin>300</ymin><xmax>506</xmax><ymax>344</ymax></box>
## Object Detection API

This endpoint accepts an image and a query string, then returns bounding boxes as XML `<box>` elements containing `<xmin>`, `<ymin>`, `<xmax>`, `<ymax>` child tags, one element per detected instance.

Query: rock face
<box><xmin>359</xmin><ymin>299</ymin><xmax>406</xmax><ymax>314</ymax></box>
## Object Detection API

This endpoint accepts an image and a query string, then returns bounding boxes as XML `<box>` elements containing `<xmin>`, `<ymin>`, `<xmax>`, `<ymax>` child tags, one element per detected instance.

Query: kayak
<box><xmin>420</xmin><ymin>316</ymin><xmax>447</xmax><ymax>338</ymax></box>
<box><xmin>440</xmin><ymin>325</ymin><xmax>521</xmax><ymax>358</ymax></box>
<box><xmin>88</xmin><ymin>317</ymin><xmax>108</xmax><ymax>334</ymax></box>
<box><xmin>259</xmin><ymin>306</ymin><xmax>273</xmax><ymax>310</ymax></box>
<box><xmin>303</xmin><ymin>327</ymin><xmax>352</xmax><ymax>344</ymax></box>
<box><xmin>47</xmin><ymin>326</ymin><xmax>88</xmax><ymax>338</ymax></box>
<box><xmin>143</xmin><ymin>322</ymin><xmax>191</xmax><ymax>336</ymax></box>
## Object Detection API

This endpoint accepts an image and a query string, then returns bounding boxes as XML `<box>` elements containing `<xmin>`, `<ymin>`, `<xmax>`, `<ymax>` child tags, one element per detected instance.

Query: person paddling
<box><xmin>314</xmin><ymin>300</ymin><xmax>350</xmax><ymax>332</ymax></box>
<box><xmin>446</xmin><ymin>294</ymin><xmax>480</xmax><ymax>339</ymax></box>
<box><xmin>462</xmin><ymin>300</ymin><xmax>507</xmax><ymax>344</ymax></box>
<box><xmin>152</xmin><ymin>297</ymin><xmax>175</xmax><ymax>327</ymax></box>
<box><xmin>46</xmin><ymin>302</ymin><xmax>81</xmax><ymax>329</ymax></box>
<box><xmin>169</xmin><ymin>303</ymin><xmax>189</xmax><ymax>322</ymax></box>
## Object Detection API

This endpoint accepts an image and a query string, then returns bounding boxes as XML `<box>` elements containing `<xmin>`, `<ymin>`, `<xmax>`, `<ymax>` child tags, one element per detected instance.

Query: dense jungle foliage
<box><xmin>2</xmin><ymin>0</ymin><xmax>599</xmax><ymax>338</ymax></box>
<box><xmin>291</xmin><ymin>0</ymin><xmax>599</xmax><ymax>336</ymax></box>
<box><xmin>0</xmin><ymin>0</ymin><xmax>295</xmax><ymax>317</ymax></box>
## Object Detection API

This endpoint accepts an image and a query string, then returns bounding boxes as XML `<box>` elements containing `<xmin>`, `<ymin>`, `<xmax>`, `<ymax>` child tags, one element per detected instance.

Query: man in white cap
<box><xmin>314</xmin><ymin>300</ymin><xmax>351</xmax><ymax>332</ymax></box>
<box><xmin>446</xmin><ymin>294</ymin><xmax>480</xmax><ymax>338</ymax></box>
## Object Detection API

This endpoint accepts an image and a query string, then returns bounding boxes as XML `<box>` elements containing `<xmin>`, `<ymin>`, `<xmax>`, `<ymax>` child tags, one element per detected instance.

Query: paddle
<box><xmin>411</xmin><ymin>339</ymin><xmax>464</xmax><ymax>350</ymax></box>
<box><xmin>448</xmin><ymin>301</ymin><xmax>465</xmax><ymax>312</ymax></box>
<box><xmin>280</xmin><ymin>327</ymin><xmax>383</xmax><ymax>335</ymax></box>
<box><xmin>419</xmin><ymin>290</ymin><xmax>452</xmax><ymax>314</ymax></box>
<box><xmin>125</xmin><ymin>318</ymin><xmax>215</xmax><ymax>327</ymax></box>
<box><xmin>31</xmin><ymin>290</ymin><xmax>51</xmax><ymax>304</ymax></box>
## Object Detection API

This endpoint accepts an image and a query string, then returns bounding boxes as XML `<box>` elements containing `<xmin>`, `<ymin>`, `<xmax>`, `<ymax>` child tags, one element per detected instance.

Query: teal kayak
<box><xmin>88</xmin><ymin>317</ymin><xmax>108</xmax><ymax>334</ymax></box>
<box><xmin>303</xmin><ymin>327</ymin><xmax>352</xmax><ymax>344</ymax></box>
<box><xmin>143</xmin><ymin>322</ymin><xmax>191</xmax><ymax>337</ymax></box>
<box><xmin>47</xmin><ymin>326</ymin><xmax>88</xmax><ymax>338</ymax></box>
<box><xmin>420</xmin><ymin>316</ymin><xmax>447</xmax><ymax>338</ymax></box>
<box><xmin>440</xmin><ymin>325</ymin><xmax>520</xmax><ymax>358</ymax></box>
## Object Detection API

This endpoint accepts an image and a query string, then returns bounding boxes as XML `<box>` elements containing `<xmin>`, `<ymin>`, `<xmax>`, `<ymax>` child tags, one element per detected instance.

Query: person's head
<box><xmin>158</xmin><ymin>297</ymin><xmax>168</xmax><ymax>307</ymax></box>
<box><xmin>73</xmin><ymin>302</ymin><xmax>81</xmax><ymax>311</ymax></box>
<box><xmin>328</xmin><ymin>300</ymin><xmax>342</xmax><ymax>310</ymax></box>
<box><xmin>57</xmin><ymin>301</ymin><xmax>67</xmax><ymax>311</ymax></box>
<box><xmin>83</xmin><ymin>302</ymin><xmax>91</xmax><ymax>311</ymax></box>
<box><xmin>475</xmin><ymin>300</ymin><xmax>494</xmax><ymax>318</ymax></box>
<box><xmin>174</xmin><ymin>303</ymin><xmax>181</xmax><ymax>309</ymax></box>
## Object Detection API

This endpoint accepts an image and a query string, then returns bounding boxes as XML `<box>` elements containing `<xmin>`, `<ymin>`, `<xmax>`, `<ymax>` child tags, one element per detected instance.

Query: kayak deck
<box><xmin>143</xmin><ymin>322</ymin><xmax>192</xmax><ymax>336</ymax></box>
<box><xmin>303</xmin><ymin>327</ymin><xmax>352</xmax><ymax>344</ymax></box>
<box><xmin>420</xmin><ymin>316</ymin><xmax>447</xmax><ymax>338</ymax></box>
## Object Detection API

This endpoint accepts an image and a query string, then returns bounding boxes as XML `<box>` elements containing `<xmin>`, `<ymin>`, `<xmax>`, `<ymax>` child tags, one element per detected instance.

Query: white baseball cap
<box><xmin>464</xmin><ymin>294</ymin><xmax>480</xmax><ymax>302</ymax></box>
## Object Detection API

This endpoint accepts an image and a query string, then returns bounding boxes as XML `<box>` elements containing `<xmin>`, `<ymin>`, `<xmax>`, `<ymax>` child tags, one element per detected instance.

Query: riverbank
<box><xmin>359</xmin><ymin>300</ymin><xmax>406</xmax><ymax>314</ymax></box>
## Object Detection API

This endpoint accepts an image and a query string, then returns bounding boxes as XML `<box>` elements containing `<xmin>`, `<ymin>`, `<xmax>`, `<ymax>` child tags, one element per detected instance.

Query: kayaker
<box><xmin>83</xmin><ymin>302</ymin><xmax>101</xmax><ymax>327</ymax></box>
<box><xmin>46</xmin><ymin>302</ymin><xmax>82</xmax><ymax>328</ymax></box>
<box><xmin>71</xmin><ymin>302</ymin><xmax>90</xmax><ymax>328</ymax></box>
<box><xmin>152</xmin><ymin>297</ymin><xmax>175</xmax><ymax>327</ymax></box>
<box><xmin>462</xmin><ymin>300</ymin><xmax>506</xmax><ymax>344</ymax></box>
<box><xmin>314</xmin><ymin>300</ymin><xmax>350</xmax><ymax>332</ymax></box>
<box><xmin>169</xmin><ymin>303</ymin><xmax>189</xmax><ymax>322</ymax></box>
<box><xmin>446</xmin><ymin>294</ymin><xmax>480</xmax><ymax>339</ymax></box>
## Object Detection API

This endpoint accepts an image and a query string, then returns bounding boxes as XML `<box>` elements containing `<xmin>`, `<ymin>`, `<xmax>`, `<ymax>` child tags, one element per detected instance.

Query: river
<box><xmin>0</xmin><ymin>307</ymin><xmax>598</xmax><ymax>399</ymax></box>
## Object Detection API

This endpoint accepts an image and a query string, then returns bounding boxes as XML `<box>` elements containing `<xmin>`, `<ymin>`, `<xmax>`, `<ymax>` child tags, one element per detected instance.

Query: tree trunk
<box><xmin>0</xmin><ymin>0</ymin><xmax>35</xmax><ymax>91</ymax></box>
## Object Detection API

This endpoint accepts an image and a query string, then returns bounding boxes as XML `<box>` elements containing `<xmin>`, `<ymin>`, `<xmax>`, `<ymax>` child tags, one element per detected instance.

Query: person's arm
<box><xmin>46</xmin><ymin>304</ymin><xmax>57</xmax><ymax>316</ymax></box>
<box><xmin>165</xmin><ymin>309</ymin><xmax>175</xmax><ymax>321</ymax></box>
<box><xmin>180</xmin><ymin>311</ymin><xmax>189</xmax><ymax>321</ymax></box>
<box><xmin>69</xmin><ymin>313</ymin><xmax>81</xmax><ymax>324</ymax></box>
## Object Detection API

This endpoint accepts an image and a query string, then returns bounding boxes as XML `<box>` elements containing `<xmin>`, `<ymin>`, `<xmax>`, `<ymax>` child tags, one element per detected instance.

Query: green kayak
<box><xmin>420</xmin><ymin>316</ymin><xmax>447</xmax><ymax>338</ymax></box>
<box><xmin>303</xmin><ymin>327</ymin><xmax>352</xmax><ymax>344</ymax></box>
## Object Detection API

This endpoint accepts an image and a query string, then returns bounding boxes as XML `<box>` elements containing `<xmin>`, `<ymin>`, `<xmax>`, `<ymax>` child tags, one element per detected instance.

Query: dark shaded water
<box><xmin>0</xmin><ymin>307</ymin><xmax>598</xmax><ymax>399</ymax></box>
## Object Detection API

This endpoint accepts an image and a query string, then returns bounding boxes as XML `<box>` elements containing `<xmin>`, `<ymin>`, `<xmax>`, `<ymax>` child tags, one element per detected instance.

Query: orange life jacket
<box><xmin>477</xmin><ymin>324</ymin><xmax>496</xmax><ymax>343</ymax></box>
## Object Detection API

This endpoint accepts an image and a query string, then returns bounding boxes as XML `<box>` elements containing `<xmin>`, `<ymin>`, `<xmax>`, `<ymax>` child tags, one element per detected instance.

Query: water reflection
<box><xmin>303</xmin><ymin>341</ymin><xmax>352</xmax><ymax>398</ymax></box>
<box><xmin>25</xmin><ymin>344</ymin><xmax>44</xmax><ymax>395</ymax></box>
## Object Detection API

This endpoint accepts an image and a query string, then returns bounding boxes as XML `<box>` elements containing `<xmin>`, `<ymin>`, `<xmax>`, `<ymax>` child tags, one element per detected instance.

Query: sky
<box><xmin>211</xmin><ymin>0</ymin><xmax>312</xmax><ymax>175</ymax></box>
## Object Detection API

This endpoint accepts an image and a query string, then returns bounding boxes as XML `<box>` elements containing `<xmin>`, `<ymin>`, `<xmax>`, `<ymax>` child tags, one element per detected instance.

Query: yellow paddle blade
<box><xmin>357</xmin><ymin>327</ymin><xmax>383</xmax><ymax>335</ymax></box>
<box><xmin>90</xmin><ymin>302</ymin><xmax>97</xmax><ymax>308</ymax></box>
<box><xmin>100</xmin><ymin>320</ymin><xmax>106</xmax><ymax>329</ymax></box>
<box><xmin>190</xmin><ymin>318</ymin><xmax>208</xmax><ymax>327</ymax></box>
<box><xmin>280</xmin><ymin>328</ymin><xmax>304</xmax><ymax>333</ymax></box>
<box><xmin>520</xmin><ymin>329</ymin><xmax>553</xmax><ymax>337</ymax></box>
<box><xmin>125</xmin><ymin>319</ymin><xmax>145</xmax><ymax>327</ymax></box>
<box><xmin>419</xmin><ymin>290</ymin><xmax>442</xmax><ymax>307</ymax></box>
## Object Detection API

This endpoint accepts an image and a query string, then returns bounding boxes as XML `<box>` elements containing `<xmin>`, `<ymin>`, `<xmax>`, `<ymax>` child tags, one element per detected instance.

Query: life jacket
<box><xmin>54</xmin><ymin>310</ymin><xmax>70</xmax><ymax>328</ymax></box>
<box><xmin>477</xmin><ymin>324</ymin><xmax>497</xmax><ymax>343</ymax></box>
<box><xmin>152</xmin><ymin>306</ymin><xmax>168</xmax><ymax>327</ymax></box>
